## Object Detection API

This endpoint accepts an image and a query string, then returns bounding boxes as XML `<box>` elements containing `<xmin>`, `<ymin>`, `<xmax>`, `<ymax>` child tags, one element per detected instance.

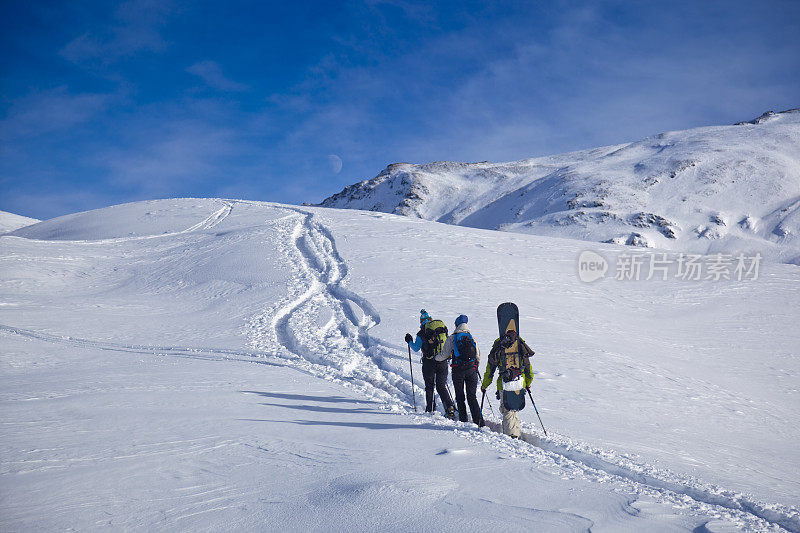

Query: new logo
<box><xmin>578</xmin><ymin>250</ymin><xmax>608</xmax><ymax>282</ymax></box>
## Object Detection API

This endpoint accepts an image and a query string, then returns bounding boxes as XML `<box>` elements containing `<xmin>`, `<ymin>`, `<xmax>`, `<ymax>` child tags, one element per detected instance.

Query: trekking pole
<box><xmin>526</xmin><ymin>387</ymin><xmax>547</xmax><ymax>436</ymax></box>
<box><xmin>478</xmin><ymin>370</ymin><xmax>485</xmax><ymax>413</ymax></box>
<box><xmin>480</xmin><ymin>389</ymin><xmax>496</xmax><ymax>418</ymax></box>
<box><xmin>478</xmin><ymin>370</ymin><xmax>496</xmax><ymax>418</ymax></box>
<box><xmin>445</xmin><ymin>382</ymin><xmax>457</xmax><ymax>418</ymax></box>
<box><xmin>407</xmin><ymin>344</ymin><xmax>417</xmax><ymax>412</ymax></box>
<box><xmin>486</xmin><ymin>393</ymin><xmax>496</xmax><ymax>418</ymax></box>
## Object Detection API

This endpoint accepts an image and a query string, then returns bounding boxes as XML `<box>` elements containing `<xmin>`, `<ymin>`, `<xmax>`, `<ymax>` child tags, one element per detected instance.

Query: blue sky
<box><xmin>1</xmin><ymin>0</ymin><xmax>798</xmax><ymax>220</ymax></box>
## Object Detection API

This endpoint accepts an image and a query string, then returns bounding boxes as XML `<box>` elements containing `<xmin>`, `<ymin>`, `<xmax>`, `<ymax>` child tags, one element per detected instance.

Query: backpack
<box><xmin>420</xmin><ymin>319</ymin><xmax>448</xmax><ymax>359</ymax></box>
<box><xmin>497</xmin><ymin>333</ymin><xmax>529</xmax><ymax>390</ymax></box>
<box><xmin>452</xmin><ymin>332</ymin><xmax>477</xmax><ymax>367</ymax></box>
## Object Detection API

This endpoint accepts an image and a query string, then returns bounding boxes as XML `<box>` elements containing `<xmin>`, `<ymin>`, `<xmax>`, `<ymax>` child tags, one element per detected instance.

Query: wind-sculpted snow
<box><xmin>318</xmin><ymin>109</ymin><xmax>800</xmax><ymax>264</ymax></box>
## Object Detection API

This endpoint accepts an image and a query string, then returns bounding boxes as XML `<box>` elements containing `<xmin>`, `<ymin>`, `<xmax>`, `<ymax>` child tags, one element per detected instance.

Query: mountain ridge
<box><xmin>317</xmin><ymin>109</ymin><xmax>800</xmax><ymax>264</ymax></box>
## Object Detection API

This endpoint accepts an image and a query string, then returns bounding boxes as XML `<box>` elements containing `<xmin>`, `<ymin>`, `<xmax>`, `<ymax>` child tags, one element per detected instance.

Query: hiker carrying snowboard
<box><xmin>440</xmin><ymin>315</ymin><xmax>485</xmax><ymax>427</ymax></box>
<box><xmin>481</xmin><ymin>329</ymin><xmax>534</xmax><ymax>438</ymax></box>
<box><xmin>405</xmin><ymin>310</ymin><xmax>456</xmax><ymax>418</ymax></box>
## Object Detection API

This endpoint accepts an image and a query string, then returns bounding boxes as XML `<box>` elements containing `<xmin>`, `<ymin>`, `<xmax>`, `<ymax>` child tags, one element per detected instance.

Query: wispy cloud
<box><xmin>95</xmin><ymin>116</ymin><xmax>247</xmax><ymax>196</ymax></box>
<box><xmin>3</xmin><ymin>0</ymin><xmax>798</xmax><ymax>219</ymax></box>
<box><xmin>0</xmin><ymin>87</ymin><xmax>115</xmax><ymax>141</ymax></box>
<box><xmin>273</xmin><ymin>0</ymin><xmax>800</xmax><ymax>173</ymax></box>
<box><xmin>59</xmin><ymin>0</ymin><xmax>174</xmax><ymax>66</ymax></box>
<box><xmin>186</xmin><ymin>61</ymin><xmax>249</xmax><ymax>92</ymax></box>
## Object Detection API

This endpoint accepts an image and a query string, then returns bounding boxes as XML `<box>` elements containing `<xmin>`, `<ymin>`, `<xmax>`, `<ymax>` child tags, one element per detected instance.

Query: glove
<box><xmin>495</xmin><ymin>390</ymin><xmax>500</xmax><ymax>400</ymax></box>
<box><xmin>404</xmin><ymin>333</ymin><xmax>413</xmax><ymax>343</ymax></box>
<box><xmin>480</xmin><ymin>388</ymin><xmax>486</xmax><ymax>394</ymax></box>
<box><xmin>526</xmin><ymin>386</ymin><xmax>531</xmax><ymax>393</ymax></box>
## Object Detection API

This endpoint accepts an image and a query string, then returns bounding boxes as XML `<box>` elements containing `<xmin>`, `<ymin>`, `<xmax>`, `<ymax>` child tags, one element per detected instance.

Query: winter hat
<box><xmin>455</xmin><ymin>314</ymin><xmax>468</xmax><ymax>327</ymax></box>
<box><xmin>419</xmin><ymin>309</ymin><xmax>431</xmax><ymax>324</ymax></box>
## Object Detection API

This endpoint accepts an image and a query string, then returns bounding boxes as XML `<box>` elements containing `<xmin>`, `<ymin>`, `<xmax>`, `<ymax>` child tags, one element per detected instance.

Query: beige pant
<box><xmin>499</xmin><ymin>403</ymin><xmax>521</xmax><ymax>438</ymax></box>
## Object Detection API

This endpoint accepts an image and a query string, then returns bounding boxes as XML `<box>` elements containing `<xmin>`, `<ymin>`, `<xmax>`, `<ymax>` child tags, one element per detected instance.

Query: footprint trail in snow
<box><xmin>247</xmin><ymin>205</ymin><xmax>800</xmax><ymax>533</ymax></box>
<box><xmin>2</xmin><ymin>199</ymin><xmax>796</xmax><ymax>532</ymax></box>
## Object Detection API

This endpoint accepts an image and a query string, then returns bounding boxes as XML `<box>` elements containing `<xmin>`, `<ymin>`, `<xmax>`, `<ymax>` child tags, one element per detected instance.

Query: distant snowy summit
<box><xmin>317</xmin><ymin>109</ymin><xmax>800</xmax><ymax>264</ymax></box>
<box><xmin>0</xmin><ymin>210</ymin><xmax>39</xmax><ymax>234</ymax></box>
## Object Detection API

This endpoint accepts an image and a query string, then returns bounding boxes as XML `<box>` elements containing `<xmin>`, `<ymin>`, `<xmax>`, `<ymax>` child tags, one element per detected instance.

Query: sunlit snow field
<box><xmin>1</xmin><ymin>198</ymin><xmax>798</xmax><ymax>531</ymax></box>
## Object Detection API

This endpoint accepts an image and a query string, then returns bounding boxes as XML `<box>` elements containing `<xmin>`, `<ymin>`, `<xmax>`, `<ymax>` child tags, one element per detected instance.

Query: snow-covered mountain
<box><xmin>318</xmin><ymin>109</ymin><xmax>800</xmax><ymax>264</ymax></box>
<box><xmin>2</xmin><ymin>198</ymin><xmax>799</xmax><ymax>531</ymax></box>
<box><xmin>0</xmin><ymin>210</ymin><xmax>38</xmax><ymax>234</ymax></box>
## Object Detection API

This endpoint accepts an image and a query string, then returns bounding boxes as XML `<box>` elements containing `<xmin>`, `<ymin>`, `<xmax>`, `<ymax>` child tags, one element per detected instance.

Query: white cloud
<box><xmin>96</xmin><ymin>118</ymin><xmax>244</xmax><ymax>196</ymax></box>
<box><xmin>0</xmin><ymin>87</ymin><xmax>115</xmax><ymax>141</ymax></box>
<box><xmin>59</xmin><ymin>0</ymin><xmax>173</xmax><ymax>65</ymax></box>
<box><xmin>186</xmin><ymin>61</ymin><xmax>249</xmax><ymax>92</ymax></box>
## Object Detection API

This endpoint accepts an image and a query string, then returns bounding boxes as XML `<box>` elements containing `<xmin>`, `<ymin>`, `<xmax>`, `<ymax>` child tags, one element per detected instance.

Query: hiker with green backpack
<box><xmin>405</xmin><ymin>310</ymin><xmax>456</xmax><ymax>418</ymax></box>
<box><xmin>481</xmin><ymin>328</ymin><xmax>535</xmax><ymax>438</ymax></box>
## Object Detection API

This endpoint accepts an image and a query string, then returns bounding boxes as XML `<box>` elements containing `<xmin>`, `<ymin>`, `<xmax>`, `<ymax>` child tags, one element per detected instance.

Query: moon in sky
<box><xmin>327</xmin><ymin>154</ymin><xmax>343</xmax><ymax>174</ymax></box>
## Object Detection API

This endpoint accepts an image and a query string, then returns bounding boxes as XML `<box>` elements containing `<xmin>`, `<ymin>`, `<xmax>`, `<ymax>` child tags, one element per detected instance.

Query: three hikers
<box><xmin>405</xmin><ymin>307</ymin><xmax>537</xmax><ymax>438</ymax></box>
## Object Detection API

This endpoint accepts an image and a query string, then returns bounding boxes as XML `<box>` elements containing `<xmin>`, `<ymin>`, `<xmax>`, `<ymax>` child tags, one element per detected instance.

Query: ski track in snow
<box><xmin>248</xmin><ymin>205</ymin><xmax>415</xmax><ymax>405</ymax></box>
<box><xmin>246</xmin><ymin>204</ymin><xmax>800</xmax><ymax>533</ymax></box>
<box><xmin>6</xmin><ymin>200</ymin><xmax>234</xmax><ymax>245</ymax></box>
<box><xmin>4</xmin><ymin>200</ymin><xmax>798</xmax><ymax>532</ymax></box>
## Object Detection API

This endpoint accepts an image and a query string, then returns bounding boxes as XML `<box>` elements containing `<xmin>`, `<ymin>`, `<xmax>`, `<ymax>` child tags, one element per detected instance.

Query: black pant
<box><xmin>422</xmin><ymin>358</ymin><xmax>453</xmax><ymax>412</ymax></box>
<box><xmin>452</xmin><ymin>365</ymin><xmax>483</xmax><ymax>424</ymax></box>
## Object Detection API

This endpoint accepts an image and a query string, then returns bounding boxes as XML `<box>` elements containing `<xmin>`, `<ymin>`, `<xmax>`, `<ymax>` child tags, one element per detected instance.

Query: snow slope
<box><xmin>317</xmin><ymin>109</ymin><xmax>800</xmax><ymax>264</ymax></box>
<box><xmin>2</xmin><ymin>198</ymin><xmax>799</xmax><ymax>531</ymax></box>
<box><xmin>0</xmin><ymin>210</ymin><xmax>38</xmax><ymax>234</ymax></box>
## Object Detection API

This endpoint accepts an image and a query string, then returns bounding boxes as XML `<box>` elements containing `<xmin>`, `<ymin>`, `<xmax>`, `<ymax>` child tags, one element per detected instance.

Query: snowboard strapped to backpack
<box><xmin>419</xmin><ymin>319</ymin><xmax>448</xmax><ymax>359</ymax></box>
<box><xmin>452</xmin><ymin>332</ymin><xmax>477</xmax><ymax>368</ymax></box>
<box><xmin>496</xmin><ymin>303</ymin><xmax>526</xmax><ymax>401</ymax></box>
<box><xmin>499</xmin><ymin>327</ymin><xmax>526</xmax><ymax>409</ymax></box>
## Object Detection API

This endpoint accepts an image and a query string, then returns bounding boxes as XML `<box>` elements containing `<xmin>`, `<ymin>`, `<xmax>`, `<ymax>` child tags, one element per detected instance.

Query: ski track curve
<box><xmin>248</xmin><ymin>206</ymin><xmax>415</xmax><ymax>407</ymax></box>
<box><xmin>4</xmin><ymin>200</ymin><xmax>797</xmax><ymax>532</ymax></box>
<box><xmin>248</xmin><ymin>205</ymin><xmax>800</xmax><ymax>533</ymax></box>
<box><xmin>5</xmin><ymin>200</ymin><xmax>234</xmax><ymax>245</ymax></box>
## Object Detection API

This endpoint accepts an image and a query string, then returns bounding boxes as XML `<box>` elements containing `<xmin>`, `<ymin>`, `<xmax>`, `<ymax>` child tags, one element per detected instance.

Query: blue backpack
<box><xmin>452</xmin><ymin>332</ymin><xmax>477</xmax><ymax>367</ymax></box>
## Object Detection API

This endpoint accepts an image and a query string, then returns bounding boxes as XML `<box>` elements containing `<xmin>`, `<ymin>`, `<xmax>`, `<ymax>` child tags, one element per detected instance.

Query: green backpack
<box><xmin>420</xmin><ymin>319</ymin><xmax>448</xmax><ymax>359</ymax></box>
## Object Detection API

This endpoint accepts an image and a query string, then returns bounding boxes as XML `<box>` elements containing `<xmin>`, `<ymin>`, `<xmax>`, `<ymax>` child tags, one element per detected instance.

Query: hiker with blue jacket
<box><xmin>441</xmin><ymin>315</ymin><xmax>485</xmax><ymax>427</ymax></box>
<box><xmin>405</xmin><ymin>310</ymin><xmax>456</xmax><ymax>418</ymax></box>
